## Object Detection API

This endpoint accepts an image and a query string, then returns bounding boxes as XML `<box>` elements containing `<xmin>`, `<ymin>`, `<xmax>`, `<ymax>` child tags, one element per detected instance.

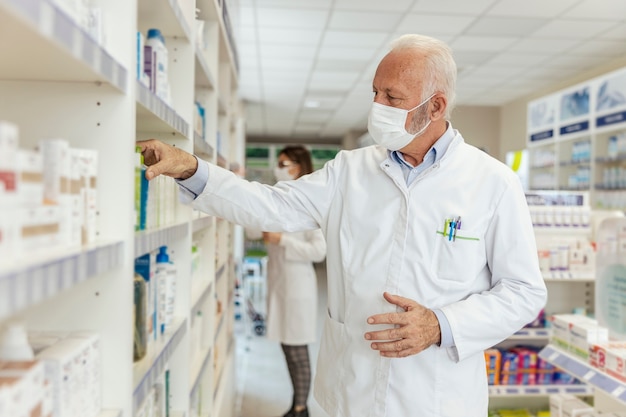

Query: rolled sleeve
<box><xmin>433</xmin><ymin>308</ymin><xmax>455</xmax><ymax>348</ymax></box>
<box><xmin>176</xmin><ymin>156</ymin><xmax>209</xmax><ymax>199</ymax></box>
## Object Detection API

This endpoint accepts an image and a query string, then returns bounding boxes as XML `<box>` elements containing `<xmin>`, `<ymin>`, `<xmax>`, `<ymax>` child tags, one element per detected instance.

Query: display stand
<box><xmin>538</xmin><ymin>216</ymin><xmax>626</xmax><ymax>413</ymax></box>
<box><xmin>0</xmin><ymin>0</ymin><xmax>243</xmax><ymax>416</ymax></box>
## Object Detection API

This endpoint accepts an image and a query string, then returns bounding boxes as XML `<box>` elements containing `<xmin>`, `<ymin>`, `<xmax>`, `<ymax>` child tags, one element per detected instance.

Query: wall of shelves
<box><xmin>488</xmin><ymin>192</ymin><xmax>599</xmax><ymax>413</ymax></box>
<box><xmin>527</xmin><ymin>66</ymin><xmax>626</xmax><ymax>211</ymax></box>
<box><xmin>0</xmin><ymin>0</ymin><xmax>242</xmax><ymax>416</ymax></box>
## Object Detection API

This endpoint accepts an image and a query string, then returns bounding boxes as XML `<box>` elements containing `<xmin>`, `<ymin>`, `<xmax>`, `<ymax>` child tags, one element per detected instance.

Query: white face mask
<box><xmin>273</xmin><ymin>166</ymin><xmax>296</xmax><ymax>182</ymax></box>
<box><xmin>367</xmin><ymin>93</ymin><xmax>435</xmax><ymax>151</ymax></box>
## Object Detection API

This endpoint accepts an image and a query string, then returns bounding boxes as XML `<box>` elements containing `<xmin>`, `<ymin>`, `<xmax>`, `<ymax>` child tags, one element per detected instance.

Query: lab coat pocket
<box><xmin>314</xmin><ymin>310</ymin><xmax>346</xmax><ymax>405</ymax></box>
<box><xmin>432</xmin><ymin>227</ymin><xmax>484</xmax><ymax>282</ymax></box>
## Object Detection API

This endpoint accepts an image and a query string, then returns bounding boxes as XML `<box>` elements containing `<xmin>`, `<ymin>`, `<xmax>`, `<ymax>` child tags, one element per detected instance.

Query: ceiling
<box><xmin>234</xmin><ymin>0</ymin><xmax>626</xmax><ymax>144</ymax></box>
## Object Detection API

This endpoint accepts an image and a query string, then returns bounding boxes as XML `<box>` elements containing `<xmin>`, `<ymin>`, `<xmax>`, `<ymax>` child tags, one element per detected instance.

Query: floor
<box><xmin>234</xmin><ymin>262</ymin><xmax>330</xmax><ymax>417</ymax></box>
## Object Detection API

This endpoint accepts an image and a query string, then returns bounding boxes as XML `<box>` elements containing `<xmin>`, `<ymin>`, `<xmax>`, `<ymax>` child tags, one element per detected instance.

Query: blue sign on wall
<box><xmin>530</xmin><ymin>130</ymin><xmax>554</xmax><ymax>142</ymax></box>
<box><xmin>596</xmin><ymin>110</ymin><xmax>626</xmax><ymax>128</ymax></box>
<box><xmin>559</xmin><ymin>121</ymin><xmax>589</xmax><ymax>135</ymax></box>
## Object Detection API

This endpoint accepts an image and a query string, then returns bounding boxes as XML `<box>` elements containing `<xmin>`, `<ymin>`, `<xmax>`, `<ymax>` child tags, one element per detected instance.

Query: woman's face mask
<box><xmin>367</xmin><ymin>93</ymin><xmax>435</xmax><ymax>151</ymax></box>
<box><xmin>273</xmin><ymin>166</ymin><xmax>296</xmax><ymax>182</ymax></box>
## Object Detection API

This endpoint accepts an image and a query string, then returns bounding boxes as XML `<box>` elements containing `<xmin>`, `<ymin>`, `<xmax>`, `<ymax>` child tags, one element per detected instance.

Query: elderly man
<box><xmin>138</xmin><ymin>34</ymin><xmax>547</xmax><ymax>417</ymax></box>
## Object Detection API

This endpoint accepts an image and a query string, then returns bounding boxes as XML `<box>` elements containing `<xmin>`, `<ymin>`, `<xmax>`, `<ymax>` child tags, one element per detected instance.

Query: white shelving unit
<box><xmin>539</xmin><ymin>344</ymin><xmax>626</xmax><ymax>411</ymax></box>
<box><xmin>489</xmin><ymin>384</ymin><xmax>592</xmax><ymax>397</ymax></box>
<box><xmin>527</xmin><ymin>67</ymin><xmax>626</xmax><ymax>211</ymax></box>
<box><xmin>488</xmin><ymin>193</ymin><xmax>599</xmax><ymax>413</ymax></box>
<box><xmin>0</xmin><ymin>0</ymin><xmax>244</xmax><ymax>416</ymax></box>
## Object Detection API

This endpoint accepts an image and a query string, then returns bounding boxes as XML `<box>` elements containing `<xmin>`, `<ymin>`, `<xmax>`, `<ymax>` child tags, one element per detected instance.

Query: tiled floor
<box><xmin>234</xmin><ymin>263</ymin><xmax>330</xmax><ymax>417</ymax></box>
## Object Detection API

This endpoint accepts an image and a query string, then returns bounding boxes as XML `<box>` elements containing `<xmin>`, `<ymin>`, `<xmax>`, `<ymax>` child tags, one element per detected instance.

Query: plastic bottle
<box><xmin>155</xmin><ymin>246</ymin><xmax>170</xmax><ymax>334</ymax></box>
<box><xmin>0</xmin><ymin>323</ymin><xmax>34</xmax><ymax>361</ymax></box>
<box><xmin>145</xmin><ymin>28</ymin><xmax>170</xmax><ymax>103</ymax></box>
<box><xmin>133</xmin><ymin>272</ymin><xmax>148</xmax><ymax>361</ymax></box>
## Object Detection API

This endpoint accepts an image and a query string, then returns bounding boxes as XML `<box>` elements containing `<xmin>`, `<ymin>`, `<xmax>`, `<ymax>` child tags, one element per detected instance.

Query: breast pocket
<box><xmin>431</xmin><ymin>226</ymin><xmax>485</xmax><ymax>282</ymax></box>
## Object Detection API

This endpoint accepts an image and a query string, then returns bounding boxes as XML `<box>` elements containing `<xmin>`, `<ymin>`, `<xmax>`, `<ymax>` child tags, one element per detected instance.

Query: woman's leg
<box><xmin>281</xmin><ymin>344</ymin><xmax>311</xmax><ymax>414</ymax></box>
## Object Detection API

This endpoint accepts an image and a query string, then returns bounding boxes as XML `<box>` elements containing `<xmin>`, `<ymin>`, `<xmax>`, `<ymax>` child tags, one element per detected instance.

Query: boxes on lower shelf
<box><xmin>0</xmin><ymin>327</ymin><xmax>102</xmax><ymax>417</ymax></box>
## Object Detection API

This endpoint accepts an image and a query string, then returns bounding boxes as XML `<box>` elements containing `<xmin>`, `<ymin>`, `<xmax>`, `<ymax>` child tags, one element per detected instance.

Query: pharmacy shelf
<box><xmin>0</xmin><ymin>240</ymin><xmax>124</xmax><ymax>320</ymax></box>
<box><xmin>216</xmin><ymin>263</ymin><xmax>226</xmax><ymax>282</ymax></box>
<box><xmin>533</xmin><ymin>227</ymin><xmax>592</xmax><ymax>236</ymax></box>
<box><xmin>137</xmin><ymin>0</ymin><xmax>191</xmax><ymax>41</ymax></box>
<box><xmin>190</xmin><ymin>346</ymin><xmax>212</xmax><ymax>394</ymax></box>
<box><xmin>213</xmin><ymin>336</ymin><xmax>233</xmax><ymax>400</ymax></box>
<box><xmin>136</xmin><ymin>81</ymin><xmax>191</xmax><ymax>138</ymax></box>
<box><xmin>134</xmin><ymin>221</ymin><xmax>189</xmax><ymax>257</ymax></box>
<box><xmin>195</xmin><ymin>50</ymin><xmax>216</xmax><ymax>89</ymax></box>
<box><xmin>539</xmin><ymin>344</ymin><xmax>626</xmax><ymax>404</ymax></box>
<box><xmin>99</xmin><ymin>410</ymin><xmax>123</xmax><ymax>417</ymax></box>
<box><xmin>192</xmin><ymin>215</ymin><xmax>214</xmax><ymax>233</ymax></box>
<box><xmin>194</xmin><ymin>133</ymin><xmax>215</xmax><ymax>161</ymax></box>
<box><xmin>0</xmin><ymin>0</ymin><xmax>128</xmax><ymax>92</ymax></box>
<box><xmin>191</xmin><ymin>280</ymin><xmax>213</xmax><ymax>313</ymax></box>
<box><xmin>508</xmin><ymin>328</ymin><xmax>551</xmax><ymax>341</ymax></box>
<box><xmin>133</xmin><ymin>316</ymin><xmax>187</xmax><ymax>413</ymax></box>
<box><xmin>195</xmin><ymin>0</ymin><xmax>238</xmax><ymax>75</ymax></box>
<box><xmin>214</xmin><ymin>312</ymin><xmax>225</xmax><ymax>343</ymax></box>
<box><xmin>489</xmin><ymin>384</ymin><xmax>592</xmax><ymax>397</ymax></box>
<box><xmin>543</xmin><ymin>272</ymin><xmax>595</xmax><ymax>282</ymax></box>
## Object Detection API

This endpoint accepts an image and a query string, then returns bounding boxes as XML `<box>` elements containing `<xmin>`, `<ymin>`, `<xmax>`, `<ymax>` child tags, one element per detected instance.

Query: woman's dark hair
<box><xmin>279</xmin><ymin>145</ymin><xmax>314</xmax><ymax>178</ymax></box>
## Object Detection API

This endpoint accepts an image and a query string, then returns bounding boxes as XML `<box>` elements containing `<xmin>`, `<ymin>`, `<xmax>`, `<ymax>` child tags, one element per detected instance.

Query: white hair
<box><xmin>389</xmin><ymin>34</ymin><xmax>457</xmax><ymax>118</ymax></box>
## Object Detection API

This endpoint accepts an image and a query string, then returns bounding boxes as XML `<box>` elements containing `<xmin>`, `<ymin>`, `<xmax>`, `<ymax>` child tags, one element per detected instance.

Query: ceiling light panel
<box><xmin>563</xmin><ymin>0</ymin><xmax>626</xmax><ymax>20</ymax></box>
<box><xmin>486</xmin><ymin>52</ymin><xmax>551</xmax><ymax>66</ymax></box>
<box><xmin>465</xmin><ymin>17</ymin><xmax>548</xmax><ymax>36</ymax></box>
<box><xmin>317</xmin><ymin>46</ymin><xmax>379</xmax><ymax>61</ymax></box>
<box><xmin>237</xmin><ymin>26</ymin><xmax>258</xmax><ymax>43</ymax></box>
<box><xmin>509</xmin><ymin>38</ymin><xmax>580</xmax><ymax>53</ymax></box>
<box><xmin>260</xmin><ymin>57</ymin><xmax>315</xmax><ymax>71</ymax></box>
<box><xmin>573</xmin><ymin>40</ymin><xmax>626</xmax><ymax>57</ymax></box>
<box><xmin>309</xmin><ymin>71</ymin><xmax>361</xmax><ymax>87</ymax></box>
<box><xmin>314</xmin><ymin>59</ymin><xmax>370</xmax><ymax>71</ymax></box>
<box><xmin>258</xmin><ymin>28</ymin><xmax>324</xmax><ymax>45</ymax></box>
<box><xmin>259</xmin><ymin>44</ymin><xmax>318</xmax><ymax>59</ymax></box>
<box><xmin>486</xmin><ymin>0</ymin><xmax>580</xmax><ymax>18</ymax></box>
<box><xmin>321</xmin><ymin>30</ymin><xmax>389</xmax><ymax>48</ymax></box>
<box><xmin>334</xmin><ymin>0</ymin><xmax>414</xmax><ymax>12</ymax></box>
<box><xmin>238</xmin><ymin>5</ymin><xmax>255</xmax><ymax>26</ymax></box>
<box><xmin>303</xmin><ymin>95</ymin><xmax>345</xmax><ymax>108</ymax></box>
<box><xmin>251</xmin><ymin>0</ymin><xmax>333</xmax><ymax>8</ymax></box>
<box><xmin>328</xmin><ymin>11</ymin><xmax>403</xmax><ymax>31</ymax></box>
<box><xmin>531</xmin><ymin>19</ymin><xmax>618</xmax><ymax>39</ymax></box>
<box><xmin>297</xmin><ymin>110</ymin><xmax>334</xmax><ymax>123</ymax></box>
<box><xmin>396</xmin><ymin>14</ymin><xmax>476</xmax><ymax>36</ymax></box>
<box><xmin>256</xmin><ymin>8</ymin><xmax>329</xmax><ymax>29</ymax></box>
<box><xmin>453</xmin><ymin>51</ymin><xmax>498</xmax><ymax>66</ymax></box>
<box><xmin>411</xmin><ymin>0</ymin><xmax>497</xmax><ymax>15</ymax></box>
<box><xmin>451</xmin><ymin>35</ymin><xmax>520</xmax><ymax>52</ymax></box>
<box><xmin>598</xmin><ymin>24</ymin><xmax>626</xmax><ymax>40</ymax></box>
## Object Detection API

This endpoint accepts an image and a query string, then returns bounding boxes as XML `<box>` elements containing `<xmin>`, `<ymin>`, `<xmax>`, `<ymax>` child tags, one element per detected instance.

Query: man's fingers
<box><xmin>145</xmin><ymin>165</ymin><xmax>159</xmax><ymax>181</ymax></box>
<box><xmin>383</xmin><ymin>292</ymin><xmax>415</xmax><ymax>310</ymax></box>
<box><xmin>367</xmin><ymin>311</ymin><xmax>404</xmax><ymax>325</ymax></box>
<box><xmin>364</xmin><ymin>327</ymin><xmax>402</xmax><ymax>341</ymax></box>
<box><xmin>370</xmin><ymin>339</ymin><xmax>408</xmax><ymax>352</ymax></box>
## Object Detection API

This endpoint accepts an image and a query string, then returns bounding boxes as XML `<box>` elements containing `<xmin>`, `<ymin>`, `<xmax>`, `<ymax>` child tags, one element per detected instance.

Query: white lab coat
<box><xmin>264</xmin><ymin>229</ymin><xmax>326</xmax><ymax>345</ymax></box>
<box><xmin>188</xmin><ymin>128</ymin><xmax>547</xmax><ymax>417</ymax></box>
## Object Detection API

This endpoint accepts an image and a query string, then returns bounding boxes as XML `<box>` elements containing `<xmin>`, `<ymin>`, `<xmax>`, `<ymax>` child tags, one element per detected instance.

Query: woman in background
<box><xmin>263</xmin><ymin>145</ymin><xmax>326</xmax><ymax>417</ymax></box>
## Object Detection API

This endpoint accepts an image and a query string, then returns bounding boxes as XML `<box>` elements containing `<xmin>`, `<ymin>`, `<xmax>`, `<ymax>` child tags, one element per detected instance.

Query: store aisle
<box><xmin>235</xmin><ymin>263</ymin><xmax>330</xmax><ymax>417</ymax></box>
